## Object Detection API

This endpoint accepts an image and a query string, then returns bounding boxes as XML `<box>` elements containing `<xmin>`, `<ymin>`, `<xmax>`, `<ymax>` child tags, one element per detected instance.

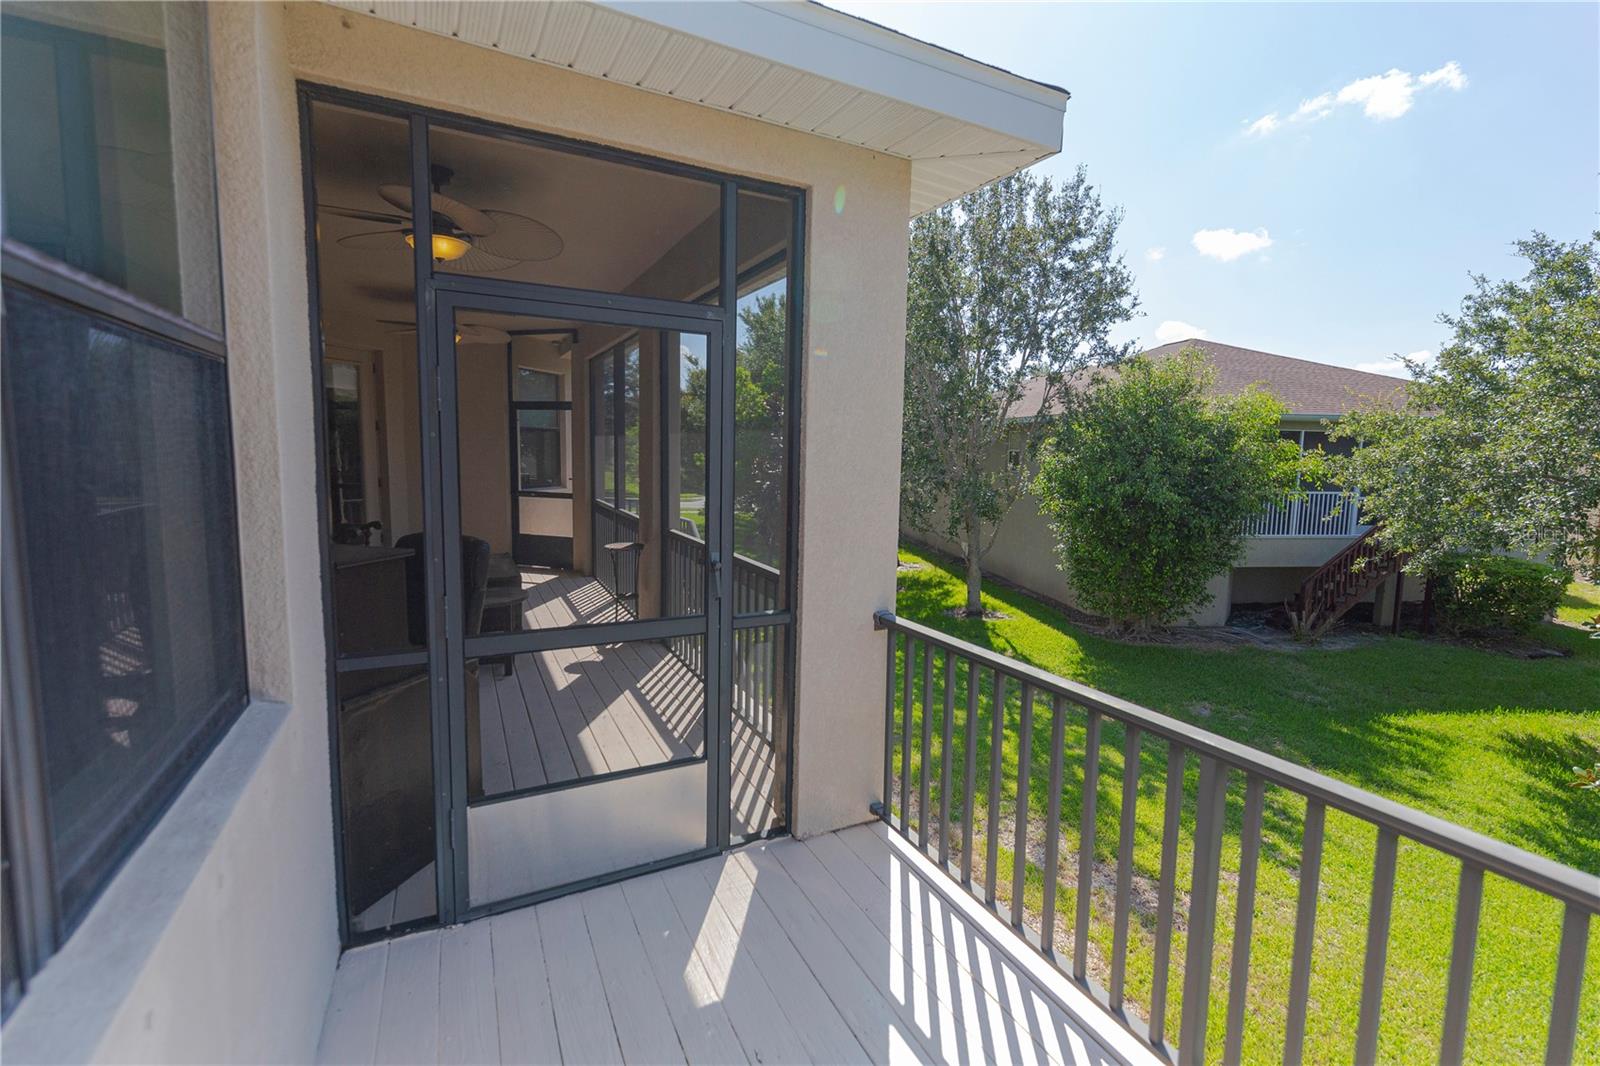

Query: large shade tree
<box><xmin>1332</xmin><ymin>232</ymin><xmax>1600</xmax><ymax>572</ymax></box>
<box><xmin>901</xmin><ymin>167</ymin><xmax>1138</xmax><ymax>615</ymax></box>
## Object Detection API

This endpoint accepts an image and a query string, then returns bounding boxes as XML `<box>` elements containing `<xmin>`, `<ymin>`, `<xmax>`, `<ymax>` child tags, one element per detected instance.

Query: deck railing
<box><xmin>873</xmin><ymin>610</ymin><xmax>1596</xmax><ymax>1066</ymax></box>
<box><xmin>664</xmin><ymin>528</ymin><xmax>784</xmax><ymax>741</ymax></box>
<box><xmin>1247</xmin><ymin>489</ymin><xmax>1366</xmax><ymax>537</ymax></box>
<box><xmin>591</xmin><ymin>500</ymin><xmax>642</xmax><ymax>612</ymax></box>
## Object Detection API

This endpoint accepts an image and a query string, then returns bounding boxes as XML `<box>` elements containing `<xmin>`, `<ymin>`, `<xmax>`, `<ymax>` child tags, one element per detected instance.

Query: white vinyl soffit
<box><xmin>322</xmin><ymin>0</ymin><xmax>1069</xmax><ymax>214</ymax></box>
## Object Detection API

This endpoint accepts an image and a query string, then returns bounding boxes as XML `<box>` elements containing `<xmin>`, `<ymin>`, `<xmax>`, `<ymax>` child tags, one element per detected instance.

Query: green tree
<box><xmin>678</xmin><ymin>289</ymin><xmax>791</xmax><ymax>566</ymax></box>
<box><xmin>901</xmin><ymin>167</ymin><xmax>1139</xmax><ymax>615</ymax></box>
<box><xmin>734</xmin><ymin>291</ymin><xmax>789</xmax><ymax>566</ymax></box>
<box><xmin>1332</xmin><ymin>232</ymin><xmax>1600</xmax><ymax>572</ymax></box>
<box><xmin>1033</xmin><ymin>351</ymin><xmax>1315</xmax><ymax>632</ymax></box>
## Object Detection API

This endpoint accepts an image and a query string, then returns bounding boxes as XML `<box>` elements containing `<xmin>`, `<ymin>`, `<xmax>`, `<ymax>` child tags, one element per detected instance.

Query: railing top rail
<box><xmin>662</xmin><ymin>528</ymin><xmax>781</xmax><ymax>578</ymax></box>
<box><xmin>874</xmin><ymin>609</ymin><xmax>1600</xmax><ymax>909</ymax></box>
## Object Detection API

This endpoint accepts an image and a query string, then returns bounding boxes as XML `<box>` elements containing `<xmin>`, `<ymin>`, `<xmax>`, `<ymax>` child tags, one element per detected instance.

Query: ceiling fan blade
<box><xmin>457</xmin><ymin>324</ymin><xmax>512</xmax><ymax>345</ymax></box>
<box><xmin>337</xmin><ymin>229</ymin><xmax>408</xmax><ymax>251</ymax></box>
<box><xmin>439</xmin><ymin>246</ymin><xmax>527</xmax><ymax>275</ymax></box>
<box><xmin>319</xmin><ymin>203</ymin><xmax>409</xmax><ymax>225</ymax></box>
<box><xmin>472</xmin><ymin>210</ymin><xmax>563</xmax><ymax>262</ymax></box>
<box><xmin>376</xmin><ymin>183</ymin><xmax>495</xmax><ymax>236</ymax></box>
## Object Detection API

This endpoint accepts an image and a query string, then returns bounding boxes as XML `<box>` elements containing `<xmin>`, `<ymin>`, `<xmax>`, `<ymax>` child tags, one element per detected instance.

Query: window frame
<box><xmin>0</xmin><ymin>2</ymin><xmax>241</xmax><ymax>1017</ymax></box>
<box><xmin>509</xmin><ymin>365</ymin><xmax>570</xmax><ymax>497</ymax></box>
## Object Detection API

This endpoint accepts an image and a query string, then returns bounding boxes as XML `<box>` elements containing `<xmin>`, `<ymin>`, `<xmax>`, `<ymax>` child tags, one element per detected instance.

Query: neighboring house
<box><xmin>3</xmin><ymin>6</ymin><xmax>1590</xmax><ymax>1066</ymax></box>
<box><xmin>907</xmin><ymin>338</ymin><xmax>1421</xmax><ymax>625</ymax></box>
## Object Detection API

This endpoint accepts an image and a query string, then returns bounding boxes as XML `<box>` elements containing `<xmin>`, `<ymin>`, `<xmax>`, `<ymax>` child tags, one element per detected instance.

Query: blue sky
<box><xmin>827</xmin><ymin>1</ymin><xmax>1599</xmax><ymax>375</ymax></box>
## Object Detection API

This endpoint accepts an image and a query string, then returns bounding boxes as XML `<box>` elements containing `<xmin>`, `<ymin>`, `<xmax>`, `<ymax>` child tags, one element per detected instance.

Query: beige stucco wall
<box><xmin>4</xmin><ymin>5</ymin><xmax>341</xmax><ymax>1063</ymax></box>
<box><xmin>90</xmin><ymin>3</ymin><xmax>342</xmax><ymax>1059</ymax></box>
<box><xmin>458</xmin><ymin>342</ymin><xmax>514</xmax><ymax>554</ymax></box>
<box><xmin>283</xmin><ymin>3</ymin><xmax>911</xmax><ymax>835</ymax></box>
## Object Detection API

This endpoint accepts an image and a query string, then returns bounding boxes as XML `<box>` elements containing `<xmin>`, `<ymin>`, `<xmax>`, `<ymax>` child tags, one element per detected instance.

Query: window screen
<box><xmin>2</xmin><ymin>285</ymin><xmax>247</xmax><ymax>930</ymax></box>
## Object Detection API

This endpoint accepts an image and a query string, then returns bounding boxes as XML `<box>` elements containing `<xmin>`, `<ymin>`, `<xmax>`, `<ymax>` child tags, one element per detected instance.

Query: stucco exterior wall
<box><xmin>283</xmin><ymin>4</ymin><xmax>911</xmax><ymax>835</ymax></box>
<box><xmin>102</xmin><ymin>2</ymin><xmax>342</xmax><ymax>1057</ymax></box>
<box><xmin>2</xmin><ymin>5</ymin><xmax>341</xmax><ymax>1063</ymax></box>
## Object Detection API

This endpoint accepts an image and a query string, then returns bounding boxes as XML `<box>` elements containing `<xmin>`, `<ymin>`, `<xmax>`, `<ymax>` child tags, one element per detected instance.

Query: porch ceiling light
<box><xmin>404</xmin><ymin>229</ymin><xmax>472</xmax><ymax>262</ymax></box>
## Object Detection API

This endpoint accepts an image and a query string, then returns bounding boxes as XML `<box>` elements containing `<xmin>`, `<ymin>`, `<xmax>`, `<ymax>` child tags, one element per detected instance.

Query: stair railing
<box><xmin>1292</xmin><ymin>525</ymin><xmax>1406</xmax><ymax>637</ymax></box>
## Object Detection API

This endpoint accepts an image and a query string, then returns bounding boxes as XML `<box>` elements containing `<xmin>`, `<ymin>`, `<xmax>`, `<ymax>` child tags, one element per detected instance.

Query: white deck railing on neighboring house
<box><xmin>1246</xmin><ymin>489</ymin><xmax>1368</xmax><ymax>537</ymax></box>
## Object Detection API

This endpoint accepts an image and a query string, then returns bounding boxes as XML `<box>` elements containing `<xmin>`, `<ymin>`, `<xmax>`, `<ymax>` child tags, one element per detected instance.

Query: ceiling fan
<box><xmin>322</xmin><ymin>165</ymin><xmax>563</xmax><ymax>272</ymax></box>
<box><xmin>377</xmin><ymin>319</ymin><xmax>512</xmax><ymax>345</ymax></box>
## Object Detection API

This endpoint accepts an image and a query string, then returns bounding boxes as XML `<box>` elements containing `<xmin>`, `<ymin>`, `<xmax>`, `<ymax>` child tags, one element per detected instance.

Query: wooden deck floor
<box><xmin>482</xmin><ymin>568</ymin><xmax>782</xmax><ymax>830</ymax></box>
<box><xmin>475</xmin><ymin>636</ymin><xmax>779</xmax><ymax>831</ymax></box>
<box><xmin>318</xmin><ymin>823</ymin><xmax>1152</xmax><ymax>1066</ymax></box>
<box><xmin>477</xmin><ymin>641</ymin><xmax>705</xmax><ymax>794</ymax></box>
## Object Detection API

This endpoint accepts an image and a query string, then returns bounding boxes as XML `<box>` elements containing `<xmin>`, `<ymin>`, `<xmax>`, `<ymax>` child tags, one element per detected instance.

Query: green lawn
<box><xmin>1557</xmin><ymin>578</ymin><xmax>1600</xmax><ymax>626</ymax></box>
<box><xmin>889</xmin><ymin>545</ymin><xmax>1600</xmax><ymax>1065</ymax></box>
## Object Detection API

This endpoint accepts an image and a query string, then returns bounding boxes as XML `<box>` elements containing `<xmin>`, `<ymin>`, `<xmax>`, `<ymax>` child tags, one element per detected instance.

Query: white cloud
<box><xmin>1154</xmin><ymin>320</ymin><xmax>1208</xmax><ymax>344</ymax></box>
<box><xmin>1245</xmin><ymin>61</ymin><xmax>1466</xmax><ymax>134</ymax></box>
<box><xmin>1192</xmin><ymin>227</ymin><xmax>1273</xmax><ymax>262</ymax></box>
<box><xmin>1244</xmin><ymin>112</ymin><xmax>1280</xmax><ymax>137</ymax></box>
<box><xmin>1420</xmin><ymin>60</ymin><xmax>1468</xmax><ymax>91</ymax></box>
<box><xmin>1337</xmin><ymin>69</ymin><xmax>1420</xmax><ymax>120</ymax></box>
<box><xmin>1293</xmin><ymin>93</ymin><xmax>1337</xmax><ymax>121</ymax></box>
<box><xmin>1145</xmin><ymin>246</ymin><xmax>1167</xmax><ymax>262</ymax></box>
<box><xmin>1354</xmin><ymin>350</ymin><xmax>1432</xmax><ymax>377</ymax></box>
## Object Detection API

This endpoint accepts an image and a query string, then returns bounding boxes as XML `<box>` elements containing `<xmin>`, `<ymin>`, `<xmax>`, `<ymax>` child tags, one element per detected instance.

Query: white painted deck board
<box><xmin>317</xmin><ymin>828</ymin><xmax>1152</xmax><ymax>1066</ymax></box>
<box><xmin>647</xmin><ymin>861</ymin><xmax>813</xmax><ymax>1065</ymax></box>
<box><xmin>617</xmin><ymin>874</ymin><xmax>750</xmax><ymax>1066</ymax></box>
<box><xmin>804</xmin><ymin>830</ymin><xmax>1035</xmax><ymax>1065</ymax></box>
<box><xmin>513</xmin><ymin>653</ymin><xmax>579</xmax><ymax>784</ymax></box>
<box><xmin>671</xmin><ymin>857</ymin><xmax>870</xmax><ymax>1065</ymax></box>
<box><xmin>438</xmin><ymin>920</ymin><xmax>501</xmax><ymax>1065</ymax></box>
<box><xmin>841</xmin><ymin>823</ymin><xmax>1144</xmax><ymax>1066</ymax></box>
<box><xmin>317</xmin><ymin>942</ymin><xmax>389</xmax><ymax>1065</ymax></box>
<box><xmin>488</xmin><ymin>907</ymin><xmax>562</xmax><ymax>1066</ymax></box>
<box><xmin>580</xmin><ymin>884</ymin><xmax>688</xmax><ymax>1065</ymax></box>
<box><xmin>490</xmin><ymin>666</ymin><xmax>545</xmax><ymax>791</ymax></box>
<box><xmin>373</xmin><ymin>928</ymin><xmax>441</xmax><ymax>1065</ymax></box>
<box><xmin>537</xmin><ymin>894</ymin><xmax>624</xmax><ymax>1065</ymax></box>
<box><xmin>721</xmin><ymin>847</ymin><xmax>936</xmax><ymax>1063</ymax></box>
<box><xmin>766</xmin><ymin>837</ymin><xmax>1000</xmax><ymax>1066</ymax></box>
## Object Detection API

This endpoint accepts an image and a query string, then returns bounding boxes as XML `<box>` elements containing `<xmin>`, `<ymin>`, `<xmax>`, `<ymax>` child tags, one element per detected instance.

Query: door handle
<box><xmin>709</xmin><ymin>551</ymin><xmax>723</xmax><ymax>600</ymax></box>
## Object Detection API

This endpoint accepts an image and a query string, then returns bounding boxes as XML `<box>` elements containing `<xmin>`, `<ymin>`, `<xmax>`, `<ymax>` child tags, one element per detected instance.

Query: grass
<box><xmin>1557</xmin><ymin>578</ymin><xmax>1600</xmax><ymax>627</ymax></box>
<box><xmin>889</xmin><ymin>545</ymin><xmax>1600</xmax><ymax>1065</ymax></box>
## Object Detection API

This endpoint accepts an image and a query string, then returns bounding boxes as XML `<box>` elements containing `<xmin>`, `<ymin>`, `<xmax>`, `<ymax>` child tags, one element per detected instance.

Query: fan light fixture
<box><xmin>404</xmin><ymin>230</ymin><xmax>472</xmax><ymax>263</ymax></box>
<box><xmin>327</xmin><ymin>165</ymin><xmax>564</xmax><ymax>270</ymax></box>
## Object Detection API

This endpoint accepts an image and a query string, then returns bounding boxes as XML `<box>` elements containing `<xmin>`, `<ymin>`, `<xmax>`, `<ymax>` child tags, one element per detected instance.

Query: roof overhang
<box><xmin>322</xmin><ymin>0</ymin><xmax>1068</xmax><ymax>215</ymax></box>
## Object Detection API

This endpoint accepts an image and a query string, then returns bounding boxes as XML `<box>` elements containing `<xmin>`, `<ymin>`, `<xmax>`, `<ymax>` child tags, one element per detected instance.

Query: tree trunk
<box><xmin>963</xmin><ymin>516</ymin><xmax>983</xmax><ymax>615</ymax></box>
<box><xmin>964</xmin><ymin>552</ymin><xmax>983</xmax><ymax>615</ymax></box>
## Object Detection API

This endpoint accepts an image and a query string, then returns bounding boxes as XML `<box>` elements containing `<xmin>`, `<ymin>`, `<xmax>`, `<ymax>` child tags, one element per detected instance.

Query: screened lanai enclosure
<box><xmin>305</xmin><ymin>90</ymin><xmax>801</xmax><ymax>942</ymax></box>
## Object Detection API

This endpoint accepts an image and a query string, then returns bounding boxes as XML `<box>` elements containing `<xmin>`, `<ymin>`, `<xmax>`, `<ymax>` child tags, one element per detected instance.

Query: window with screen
<box><xmin>0</xmin><ymin>1</ymin><xmax>242</xmax><ymax>1018</ymax></box>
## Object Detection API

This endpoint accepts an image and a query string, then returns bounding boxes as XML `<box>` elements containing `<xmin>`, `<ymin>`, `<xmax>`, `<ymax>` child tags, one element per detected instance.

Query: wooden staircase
<box><xmin>1291</xmin><ymin>525</ymin><xmax>1407</xmax><ymax>638</ymax></box>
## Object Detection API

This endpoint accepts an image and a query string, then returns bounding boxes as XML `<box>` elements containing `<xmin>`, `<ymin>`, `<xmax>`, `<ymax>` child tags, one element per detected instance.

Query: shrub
<box><xmin>1435</xmin><ymin>554</ymin><xmax>1569</xmax><ymax>634</ymax></box>
<box><xmin>1033</xmin><ymin>350</ymin><xmax>1318</xmax><ymax>631</ymax></box>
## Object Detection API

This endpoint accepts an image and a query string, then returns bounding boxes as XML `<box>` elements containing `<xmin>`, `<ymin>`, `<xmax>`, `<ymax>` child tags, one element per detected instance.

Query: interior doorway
<box><xmin>301</xmin><ymin>87</ymin><xmax>802</xmax><ymax>943</ymax></box>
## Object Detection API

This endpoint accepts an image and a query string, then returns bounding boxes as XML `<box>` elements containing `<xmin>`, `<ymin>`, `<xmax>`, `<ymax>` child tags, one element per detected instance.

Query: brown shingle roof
<box><xmin>1013</xmin><ymin>338</ymin><xmax>1409</xmax><ymax>419</ymax></box>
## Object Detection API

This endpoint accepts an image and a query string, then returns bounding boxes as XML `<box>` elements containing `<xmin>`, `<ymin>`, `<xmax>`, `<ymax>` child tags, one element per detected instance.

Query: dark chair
<box><xmin>395</xmin><ymin>533</ymin><xmax>491</xmax><ymax>643</ymax></box>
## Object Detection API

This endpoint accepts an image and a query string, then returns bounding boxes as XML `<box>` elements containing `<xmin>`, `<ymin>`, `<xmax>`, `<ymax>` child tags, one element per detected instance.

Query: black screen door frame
<box><xmin>430</xmin><ymin>282</ymin><xmax>733</xmax><ymax>923</ymax></box>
